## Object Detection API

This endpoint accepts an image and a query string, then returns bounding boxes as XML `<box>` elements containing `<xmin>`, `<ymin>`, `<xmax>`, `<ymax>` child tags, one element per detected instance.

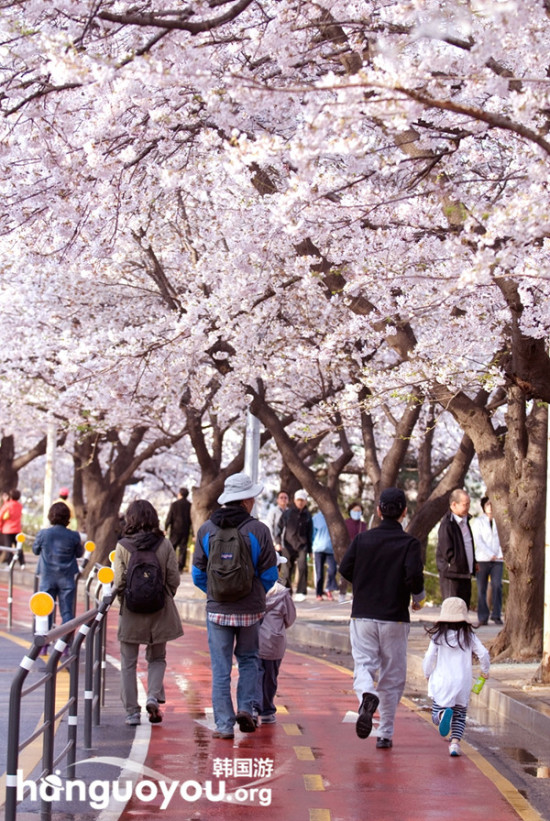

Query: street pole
<box><xmin>543</xmin><ymin>408</ymin><xmax>550</xmax><ymax>681</ymax></box>
<box><xmin>43</xmin><ymin>422</ymin><xmax>56</xmax><ymax>527</ymax></box>
<box><xmin>244</xmin><ymin>410</ymin><xmax>261</xmax><ymax>515</ymax></box>
<box><xmin>244</xmin><ymin>410</ymin><xmax>260</xmax><ymax>483</ymax></box>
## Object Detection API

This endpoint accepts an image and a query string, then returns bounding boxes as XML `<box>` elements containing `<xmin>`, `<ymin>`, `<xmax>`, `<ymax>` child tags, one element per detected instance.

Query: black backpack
<box><xmin>122</xmin><ymin>538</ymin><xmax>165</xmax><ymax>614</ymax></box>
<box><xmin>207</xmin><ymin>525</ymin><xmax>255</xmax><ymax>603</ymax></box>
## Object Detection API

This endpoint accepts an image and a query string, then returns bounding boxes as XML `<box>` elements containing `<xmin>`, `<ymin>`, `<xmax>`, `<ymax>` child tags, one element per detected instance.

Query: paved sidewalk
<box><xmin>3</xmin><ymin>560</ymin><xmax>550</xmax><ymax>820</ymax></box>
<box><xmin>6</xmin><ymin>557</ymin><xmax>550</xmax><ymax>743</ymax></box>
<box><xmin>173</xmin><ymin>571</ymin><xmax>550</xmax><ymax>741</ymax></box>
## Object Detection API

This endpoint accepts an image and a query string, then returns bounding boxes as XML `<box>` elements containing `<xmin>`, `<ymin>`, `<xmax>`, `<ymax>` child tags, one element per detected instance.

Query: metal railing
<box><xmin>0</xmin><ymin>546</ymin><xmax>26</xmax><ymax>630</ymax></box>
<box><xmin>4</xmin><ymin>575</ymin><xmax>118</xmax><ymax>821</ymax></box>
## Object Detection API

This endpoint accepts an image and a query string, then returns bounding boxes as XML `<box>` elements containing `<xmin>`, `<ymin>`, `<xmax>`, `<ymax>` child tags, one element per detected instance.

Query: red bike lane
<box><xmin>114</xmin><ymin>623</ymin><xmax>535</xmax><ymax>821</ymax></box>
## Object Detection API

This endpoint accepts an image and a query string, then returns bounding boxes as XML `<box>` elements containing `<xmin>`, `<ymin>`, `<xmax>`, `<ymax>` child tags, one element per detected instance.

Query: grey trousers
<box><xmin>350</xmin><ymin>619</ymin><xmax>410</xmax><ymax>739</ymax></box>
<box><xmin>120</xmin><ymin>641</ymin><xmax>167</xmax><ymax>715</ymax></box>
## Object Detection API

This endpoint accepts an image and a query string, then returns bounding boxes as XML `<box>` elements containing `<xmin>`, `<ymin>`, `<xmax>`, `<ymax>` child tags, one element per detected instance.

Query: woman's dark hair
<box><xmin>48</xmin><ymin>501</ymin><xmax>71</xmax><ymax>527</ymax></box>
<box><xmin>480</xmin><ymin>496</ymin><xmax>490</xmax><ymax>511</ymax></box>
<box><xmin>10</xmin><ymin>489</ymin><xmax>21</xmax><ymax>501</ymax></box>
<box><xmin>123</xmin><ymin>500</ymin><xmax>162</xmax><ymax>536</ymax></box>
<box><xmin>347</xmin><ymin>501</ymin><xmax>363</xmax><ymax>515</ymax></box>
<box><xmin>426</xmin><ymin>620</ymin><xmax>474</xmax><ymax>650</ymax></box>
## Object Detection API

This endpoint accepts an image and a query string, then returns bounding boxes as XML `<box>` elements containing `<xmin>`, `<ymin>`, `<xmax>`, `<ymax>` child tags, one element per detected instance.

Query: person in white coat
<box><xmin>470</xmin><ymin>496</ymin><xmax>505</xmax><ymax>625</ymax></box>
<box><xmin>423</xmin><ymin>597</ymin><xmax>490</xmax><ymax>757</ymax></box>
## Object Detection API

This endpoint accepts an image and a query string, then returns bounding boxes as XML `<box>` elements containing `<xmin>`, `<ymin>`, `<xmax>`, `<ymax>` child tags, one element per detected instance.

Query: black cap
<box><xmin>379</xmin><ymin>488</ymin><xmax>406</xmax><ymax>519</ymax></box>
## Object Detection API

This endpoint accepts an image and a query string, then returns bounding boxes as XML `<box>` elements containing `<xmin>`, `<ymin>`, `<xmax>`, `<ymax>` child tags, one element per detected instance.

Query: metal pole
<box><xmin>43</xmin><ymin>422</ymin><xmax>56</xmax><ymax>527</ymax></box>
<box><xmin>7</xmin><ymin>551</ymin><xmax>16</xmax><ymax>629</ymax></box>
<box><xmin>542</xmin><ymin>410</ymin><xmax>550</xmax><ymax>681</ymax></box>
<box><xmin>244</xmin><ymin>410</ymin><xmax>261</xmax><ymax>516</ymax></box>
<box><xmin>5</xmin><ymin>643</ymin><xmax>42</xmax><ymax>821</ymax></box>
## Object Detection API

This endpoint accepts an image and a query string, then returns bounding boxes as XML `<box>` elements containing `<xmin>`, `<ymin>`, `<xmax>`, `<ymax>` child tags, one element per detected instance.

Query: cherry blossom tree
<box><xmin>2</xmin><ymin>1</ymin><xmax>550</xmax><ymax>665</ymax></box>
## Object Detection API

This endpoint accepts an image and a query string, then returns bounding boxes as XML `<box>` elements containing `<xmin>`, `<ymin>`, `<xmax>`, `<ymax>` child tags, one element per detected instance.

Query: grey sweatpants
<box><xmin>350</xmin><ymin>618</ymin><xmax>410</xmax><ymax>739</ymax></box>
<box><xmin>120</xmin><ymin>641</ymin><xmax>167</xmax><ymax>715</ymax></box>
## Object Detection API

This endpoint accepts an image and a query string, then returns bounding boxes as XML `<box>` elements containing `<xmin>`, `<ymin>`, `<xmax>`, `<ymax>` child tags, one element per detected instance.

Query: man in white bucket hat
<box><xmin>193</xmin><ymin>473</ymin><xmax>278</xmax><ymax>739</ymax></box>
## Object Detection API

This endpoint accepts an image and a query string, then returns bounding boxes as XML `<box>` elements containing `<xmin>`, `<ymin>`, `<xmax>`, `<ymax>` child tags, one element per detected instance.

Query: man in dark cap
<box><xmin>339</xmin><ymin>488</ymin><xmax>425</xmax><ymax>750</ymax></box>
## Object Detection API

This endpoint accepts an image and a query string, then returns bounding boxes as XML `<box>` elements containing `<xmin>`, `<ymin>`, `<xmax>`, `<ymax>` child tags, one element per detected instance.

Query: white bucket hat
<box><xmin>439</xmin><ymin>597</ymin><xmax>474</xmax><ymax>623</ymax></box>
<box><xmin>218</xmin><ymin>473</ymin><xmax>264</xmax><ymax>505</ymax></box>
<box><xmin>294</xmin><ymin>489</ymin><xmax>308</xmax><ymax>501</ymax></box>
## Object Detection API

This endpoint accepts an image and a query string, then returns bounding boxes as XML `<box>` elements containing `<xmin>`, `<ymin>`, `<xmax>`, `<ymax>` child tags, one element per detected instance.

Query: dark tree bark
<box><xmin>407</xmin><ymin>431</ymin><xmax>476</xmax><ymax>561</ymax></box>
<box><xmin>184</xmin><ymin>405</ymin><xmax>247</xmax><ymax>536</ymax></box>
<box><xmin>0</xmin><ymin>435</ymin><xmax>19</xmax><ymax>491</ymax></box>
<box><xmin>432</xmin><ymin>384</ymin><xmax>546</xmax><ymax>664</ymax></box>
<box><xmin>246</xmin><ymin>381</ymin><xmax>353</xmax><ymax>563</ymax></box>
<box><xmin>75</xmin><ymin>426</ymin><xmax>185</xmax><ymax>565</ymax></box>
<box><xmin>0</xmin><ymin>432</ymin><xmax>66</xmax><ymax>493</ymax></box>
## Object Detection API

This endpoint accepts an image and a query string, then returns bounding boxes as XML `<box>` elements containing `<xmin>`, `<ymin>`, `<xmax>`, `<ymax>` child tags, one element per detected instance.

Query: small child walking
<box><xmin>423</xmin><ymin>596</ymin><xmax>490</xmax><ymax>757</ymax></box>
<box><xmin>256</xmin><ymin>554</ymin><xmax>297</xmax><ymax>724</ymax></box>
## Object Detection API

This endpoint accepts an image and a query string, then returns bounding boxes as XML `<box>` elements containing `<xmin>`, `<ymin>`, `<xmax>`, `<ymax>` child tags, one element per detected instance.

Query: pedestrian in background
<box><xmin>264</xmin><ymin>490</ymin><xmax>289</xmax><ymax>552</ymax></box>
<box><xmin>255</xmin><ymin>553</ymin><xmax>296</xmax><ymax>724</ymax></box>
<box><xmin>1</xmin><ymin>488</ymin><xmax>24</xmax><ymax>565</ymax></box>
<box><xmin>277</xmin><ymin>489</ymin><xmax>313</xmax><ymax>602</ymax></box>
<box><xmin>311</xmin><ymin>510</ymin><xmax>338</xmax><ymax>601</ymax></box>
<box><xmin>344</xmin><ymin>501</ymin><xmax>367</xmax><ymax>541</ymax></box>
<box><xmin>32</xmin><ymin>501</ymin><xmax>83</xmax><ymax>629</ymax></box>
<box><xmin>436</xmin><ymin>488</ymin><xmax>476</xmax><ymax>606</ymax></box>
<box><xmin>53</xmin><ymin>487</ymin><xmax>78</xmax><ymax>529</ymax></box>
<box><xmin>423</xmin><ymin>596</ymin><xmax>490</xmax><ymax>757</ymax></box>
<box><xmin>470</xmin><ymin>496</ymin><xmax>504</xmax><ymax>625</ymax></box>
<box><xmin>338</xmin><ymin>501</ymin><xmax>368</xmax><ymax>602</ymax></box>
<box><xmin>339</xmin><ymin>487</ymin><xmax>425</xmax><ymax>750</ymax></box>
<box><xmin>114</xmin><ymin>499</ymin><xmax>183</xmax><ymax>727</ymax></box>
<box><xmin>165</xmin><ymin>487</ymin><xmax>192</xmax><ymax>572</ymax></box>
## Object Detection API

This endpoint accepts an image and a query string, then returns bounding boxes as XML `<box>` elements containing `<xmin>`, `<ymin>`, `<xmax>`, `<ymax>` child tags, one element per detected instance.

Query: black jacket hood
<box><xmin>210</xmin><ymin>505</ymin><xmax>252</xmax><ymax>530</ymax></box>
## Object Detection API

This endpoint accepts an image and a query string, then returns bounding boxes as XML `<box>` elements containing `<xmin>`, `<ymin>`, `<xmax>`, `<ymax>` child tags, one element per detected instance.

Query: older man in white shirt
<box><xmin>470</xmin><ymin>496</ymin><xmax>504</xmax><ymax>625</ymax></box>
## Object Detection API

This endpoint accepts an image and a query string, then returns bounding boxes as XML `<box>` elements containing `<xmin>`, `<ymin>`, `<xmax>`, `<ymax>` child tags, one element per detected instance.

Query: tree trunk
<box><xmin>0</xmin><ymin>433</ymin><xmax>50</xmax><ymax>491</ymax></box>
<box><xmin>75</xmin><ymin>425</ymin><xmax>185</xmax><ymax>566</ymax></box>
<box><xmin>433</xmin><ymin>384</ymin><xmax>546</xmax><ymax>663</ymax></box>
<box><xmin>408</xmin><ymin>432</ymin><xmax>475</xmax><ymax>561</ymax></box>
<box><xmin>247</xmin><ymin>382</ymin><xmax>350</xmax><ymax>562</ymax></box>
<box><xmin>489</xmin><ymin>395</ymin><xmax>546</xmax><ymax>661</ymax></box>
<box><xmin>84</xmin><ymin>486</ymin><xmax>127</xmax><ymax>559</ymax></box>
<box><xmin>190</xmin><ymin>478</ymin><xmax>223</xmax><ymax>536</ymax></box>
<box><xmin>0</xmin><ymin>435</ymin><xmax>18</xmax><ymax>491</ymax></box>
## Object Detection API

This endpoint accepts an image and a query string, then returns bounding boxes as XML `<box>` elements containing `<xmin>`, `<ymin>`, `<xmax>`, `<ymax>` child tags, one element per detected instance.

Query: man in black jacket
<box><xmin>339</xmin><ymin>488</ymin><xmax>425</xmax><ymax>750</ymax></box>
<box><xmin>165</xmin><ymin>488</ymin><xmax>192</xmax><ymax>572</ymax></box>
<box><xmin>277</xmin><ymin>489</ymin><xmax>313</xmax><ymax>601</ymax></box>
<box><xmin>436</xmin><ymin>488</ymin><xmax>475</xmax><ymax>606</ymax></box>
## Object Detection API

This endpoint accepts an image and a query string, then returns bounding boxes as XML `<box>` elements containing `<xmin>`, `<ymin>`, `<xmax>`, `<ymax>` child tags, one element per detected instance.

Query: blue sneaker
<box><xmin>438</xmin><ymin>708</ymin><xmax>453</xmax><ymax>737</ymax></box>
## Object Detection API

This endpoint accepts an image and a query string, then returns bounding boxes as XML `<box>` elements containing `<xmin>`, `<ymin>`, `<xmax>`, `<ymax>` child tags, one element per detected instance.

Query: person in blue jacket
<box><xmin>33</xmin><ymin>501</ymin><xmax>83</xmax><ymax>625</ymax></box>
<box><xmin>311</xmin><ymin>510</ymin><xmax>338</xmax><ymax>601</ymax></box>
<box><xmin>193</xmin><ymin>473</ymin><xmax>278</xmax><ymax>739</ymax></box>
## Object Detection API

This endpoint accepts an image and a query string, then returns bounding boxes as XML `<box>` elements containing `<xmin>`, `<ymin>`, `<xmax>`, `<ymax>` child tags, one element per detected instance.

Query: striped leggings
<box><xmin>431</xmin><ymin>701</ymin><xmax>467</xmax><ymax>740</ymax></box>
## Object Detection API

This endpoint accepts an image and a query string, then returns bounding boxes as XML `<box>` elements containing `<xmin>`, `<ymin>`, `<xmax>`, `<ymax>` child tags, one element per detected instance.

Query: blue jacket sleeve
<box><xmin>192</xmin><ymin>530</ymin><xmax>209</xmax><ymax>593</ymax></box>
<box><xmin>248</xmin><ymin>527</ymin><xmax>278</xmax><ymax>592</ymax></box>
<box><xmin>32</xmin><ymin>530</ymin><xmax>44</xmax><ymax>556</ymax></box>
<box><xmin>260</xmin><ymin>563</ymin><xmax>278</xmax><ymax>593</ymax></box>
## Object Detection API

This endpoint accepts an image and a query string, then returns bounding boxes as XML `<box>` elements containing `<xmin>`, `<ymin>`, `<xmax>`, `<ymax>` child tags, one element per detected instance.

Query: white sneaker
<box><xmin>449</xmin><ymin>740</ymin><xmax>461</xmax><ymax>757</ymax></box>
<box><xmin>294</xmin><ymin>594</ymin><xmax>306</xmax><ymax>602</ymax></box>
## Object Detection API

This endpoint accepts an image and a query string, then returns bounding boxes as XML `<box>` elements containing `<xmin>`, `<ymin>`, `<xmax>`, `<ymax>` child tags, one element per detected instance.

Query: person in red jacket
<box><xmin>0</xmin><ymin>489</ymin><xmax>24</xmax><ymax>565</ymax></box>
